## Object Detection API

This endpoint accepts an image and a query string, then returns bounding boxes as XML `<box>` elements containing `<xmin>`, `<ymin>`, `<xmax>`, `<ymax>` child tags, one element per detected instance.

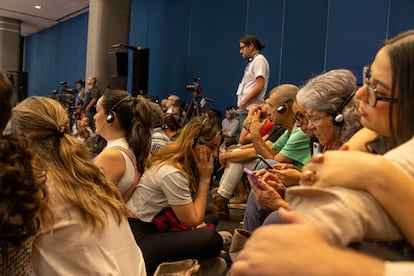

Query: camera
<box><xmin>185</xmin><ymin>77</ymin><xmax>201</xmax><ymax>93</ymax></box>
<box><xmin>60</xmin><ymin>81</ymin><xmax>77</xmax><ymax>94</ymax></box>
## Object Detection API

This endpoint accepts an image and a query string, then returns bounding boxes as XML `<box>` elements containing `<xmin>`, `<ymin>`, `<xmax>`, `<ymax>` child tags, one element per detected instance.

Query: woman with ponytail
<box><xmin>8</xmin><ymin>96</ymin><xmax>146</xmax><ymax>275</ymax></box>
<box><xmin>94</xmin><ymin>90</ymin><xmax>153</xmax><ymax>202</ymax></box>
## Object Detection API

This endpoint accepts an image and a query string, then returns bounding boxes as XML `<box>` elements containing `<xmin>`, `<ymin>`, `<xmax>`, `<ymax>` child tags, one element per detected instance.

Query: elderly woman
<box><xmin>232</xmin><ymin>29</ymin><xmax>414</xmax><ymax>276</ymax></box>
<box><xmin>242</xmin><ymin>69</ymin><xmax>362</xmax><ymax>232</ymax></box>
<box><xmin>296</xmin><ymin>68</ymin><xmax>362</xmax><ymax>151</ymax></box>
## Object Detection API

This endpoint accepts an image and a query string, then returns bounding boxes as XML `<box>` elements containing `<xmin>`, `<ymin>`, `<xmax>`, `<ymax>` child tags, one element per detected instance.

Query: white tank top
<box><xmin>106</xmin><ymin>137</ymin><xmax>136</xmax><ymax>194</ymax></box>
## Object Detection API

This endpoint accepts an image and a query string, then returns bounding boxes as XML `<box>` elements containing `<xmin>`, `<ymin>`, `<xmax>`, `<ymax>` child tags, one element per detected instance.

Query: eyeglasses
<box><xmin>363</xmin><ymin>65</ymin><xmax>398</xmax><ymax>107</ymax></box>
<box><xmin>193</xmin><ymin>118</ymin><xmax>208</xmax><ymax>146</ymax></box>
<box><xmin>293</xmin><ymin>112</ymin><xmax>305</xmax><ymax>124</ymax></box>
<box><xmin>306</xmin><ymin>114</ymin><xmax>331</xmax><ymax>125</ymax></box>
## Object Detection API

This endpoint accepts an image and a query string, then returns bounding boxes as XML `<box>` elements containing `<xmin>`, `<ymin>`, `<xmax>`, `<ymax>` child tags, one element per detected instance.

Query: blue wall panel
<box><xmin>129</xmin><ymin>0</ymin><xmax>190</xmax><ymax>99</ymax></box>
<box><xmin>281</xmin><ymin>0</ymin><xmax>328</xmax><ymax>86</ymax></box>
<box><xmin>326</xmin><ymin>0</ymin><xmax>388</xmax><ymax>85</ymax></box>
<box><xmin>25</xmin><ymin>13</ymin><xmax>88</xmax><ymax>96</ymax></box>
<box><xmin>186</xmin><ymin>0</ymin><xmax>247</xmax><ymax>109</ymax></box>
<box><xmin>388</xmin><ymin>0</ymin><xmax>414</xmax><ymax>38</ymax></box>
<box><xmin>246</xmin><ymin>0</ymin><xmax>284</xmax><ymax>94</ymax></box>
<box><xmin>24</xmin><ymin>0</ymin><xmax>414</xmax><ymax>117</ymax></box>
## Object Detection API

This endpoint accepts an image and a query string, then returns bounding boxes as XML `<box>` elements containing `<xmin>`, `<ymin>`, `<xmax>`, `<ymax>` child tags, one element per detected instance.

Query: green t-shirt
<box><xmin>272</xmin><ymin>125</ymin><xmax>310</xmax><ymax>169</ymax></box>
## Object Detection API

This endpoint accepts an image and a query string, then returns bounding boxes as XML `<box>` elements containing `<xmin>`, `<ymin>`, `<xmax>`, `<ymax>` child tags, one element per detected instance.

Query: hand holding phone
<box><xmin>244</xmin><ymin>167</ymin><xmax>265</xmax><ymax>190</ymax></box>
<box><xmin>257</xmin><ymin>154</ymin><xmax>274</xmax><ymax>170</ymax></box>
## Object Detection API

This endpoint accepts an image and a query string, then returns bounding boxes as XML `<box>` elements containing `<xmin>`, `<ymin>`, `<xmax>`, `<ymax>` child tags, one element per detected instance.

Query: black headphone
<box><xmin>277</xmin><ymin>104</ymin><xmax>287</xmax><ymax>114</ymax></box>
<box><xmin>276</xmin><ymin>99</ymin><xmax>293</xmax><ymax>114</ymax></box>
<box><xmin>192</xmin><ymin>118</ymin><xmax>208</xmax><ymax>147</ymax></box>
<box><xmin>332</xmin><ymin>90</ymin><xmax>356</xmax><ymax>126</ymax></box>
<box><xmin>248</xmin><ymin>54</ymin><xmax>258</xmax><ymax>63</ymax></box>
<box><xmin>106</xmin><ymin>96</ymin><xmax>132</xmax><ymax>123</ymax></box>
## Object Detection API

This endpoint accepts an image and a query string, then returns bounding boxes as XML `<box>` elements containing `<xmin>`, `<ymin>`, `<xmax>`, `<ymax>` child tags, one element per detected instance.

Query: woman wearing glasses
<box><xmin>232</xmin><ymin>30</ymin><xmax>414</xmax><ymax>275</ymax></box>
<box><xmin>127</xmin><ymin>117</ymin><xmax>226</xmax><ymax>275</ymax></box>
<box><xmin>242</xmin><ymin>69</ymin><xmax>362</xmax><ymax>232</ymax></box>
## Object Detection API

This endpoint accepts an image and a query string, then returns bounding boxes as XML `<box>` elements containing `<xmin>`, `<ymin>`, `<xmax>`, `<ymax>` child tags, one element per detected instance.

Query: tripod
<box><xmin>183</xmin><ymin>91</ymin><xmax>203</xmax><ymax>125</ymax></box>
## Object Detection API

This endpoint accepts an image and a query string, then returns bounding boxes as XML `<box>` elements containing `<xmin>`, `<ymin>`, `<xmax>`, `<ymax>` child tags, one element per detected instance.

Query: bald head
<box><xmin>269</xmin><ymin>84</ymin><xmax>299</xmax><ymax>106</ymax></box>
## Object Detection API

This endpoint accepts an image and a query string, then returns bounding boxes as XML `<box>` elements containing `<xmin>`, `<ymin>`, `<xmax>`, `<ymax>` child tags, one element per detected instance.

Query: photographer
<box><xmin>75</xmin><ymin>79</ymin><xmax>86</xmax><ymax>108</ymax></box>
<box><xmin>83</xmin><ymin>76</ymin><xmax>102</xmax><ymax>131</ymax></box>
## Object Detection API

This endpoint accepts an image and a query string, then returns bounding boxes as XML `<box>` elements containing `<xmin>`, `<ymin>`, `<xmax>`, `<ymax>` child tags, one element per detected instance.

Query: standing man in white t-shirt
<box><xmin>236</xmin><ymin>34</ymin><xmax>270</xmax><ymax>133</ymax></box>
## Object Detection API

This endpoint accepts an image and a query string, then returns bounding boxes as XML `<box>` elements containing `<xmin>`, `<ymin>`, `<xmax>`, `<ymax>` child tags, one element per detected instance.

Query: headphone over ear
<box><xmin>277</xmin><ymin>104</ymin><xmax>287</xmax><ymax>114</ymax></box>
<box><xmin>277</xmin><ymin>99</ymin><xmax>293</xmax><ymax>114</ymax></box>
<box><xmin>332</xmin><ymin>90</ymin><xmax>356</xmax><ymax>126</ymax></box>
<box><xmin>106</xmin><ymin>96</ymin><xmax>132</xmax><ymax>123</ymax></box>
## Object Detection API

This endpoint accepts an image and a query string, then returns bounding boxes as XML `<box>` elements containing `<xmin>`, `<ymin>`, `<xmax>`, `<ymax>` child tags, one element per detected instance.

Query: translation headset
<box><xmin>248</xmin><ymin>54</ymin><xmax>258</xmax><ymax>63</ymax></box>
<box><xmin>106</xmin><ymin>96</ymin><xmax>132</xmax><ymax>123</ymax></box>
<box><xmin>192</xmin><ymin>118</ymin><xmax>208</xmax><ymax>147</ymax></box>
<box><xmin>277</xmin><ymin>99</ymin><xmax>293</xmax><ymax>114</ymax></box>
<box><xmin>332</xmin><ymin>90</ymin><xmax>356</xmax><ymax>126</ymax></box>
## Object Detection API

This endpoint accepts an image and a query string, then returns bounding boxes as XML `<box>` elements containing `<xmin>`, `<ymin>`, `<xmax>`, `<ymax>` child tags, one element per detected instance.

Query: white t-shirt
<box><xmin>32</xmin><ymin>183</ymin><xmax>146</xmax><ymax>275</ymax></box>
<box><xmin>237</xmin><ymin>53</ymin><xmax>269</xmax><ymax>109</ymax></box>
<box><xmin>127</xmin><ymin>164</ymin><xmax>193</xmax><ymax>222</ymax></box>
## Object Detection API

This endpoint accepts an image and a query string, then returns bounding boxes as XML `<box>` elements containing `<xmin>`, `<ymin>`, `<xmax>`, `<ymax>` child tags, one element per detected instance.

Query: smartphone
<box><xmin>257</xmin><ymin>154</ymin><xmax>273</xmax><ymax>170</ymax></box>
<box><xmin>243</xmin><ymin>167</ymin><xmax>265</xmax><ymax>190</ymax></box>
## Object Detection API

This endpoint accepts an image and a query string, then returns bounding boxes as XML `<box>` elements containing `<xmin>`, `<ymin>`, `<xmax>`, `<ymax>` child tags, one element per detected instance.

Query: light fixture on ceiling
<box><xmin>34</xmin><ymin>5</ymin><xmax>42</xmax><ymax>10</ymax></box>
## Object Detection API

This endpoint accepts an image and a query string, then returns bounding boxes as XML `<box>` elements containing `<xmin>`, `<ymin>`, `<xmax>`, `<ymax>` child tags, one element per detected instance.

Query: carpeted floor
<box><xmin>216</xmin><ymin>206</ymin><xmax>245</xmax><ymax>233</ymax></box>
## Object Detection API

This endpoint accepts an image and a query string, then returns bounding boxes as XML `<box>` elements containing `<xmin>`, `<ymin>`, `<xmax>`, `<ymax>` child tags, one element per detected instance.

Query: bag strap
<box><xmin>110</xmin><ymin>146</ymin><xmax>140</xmax><ymax>202</ymax></box>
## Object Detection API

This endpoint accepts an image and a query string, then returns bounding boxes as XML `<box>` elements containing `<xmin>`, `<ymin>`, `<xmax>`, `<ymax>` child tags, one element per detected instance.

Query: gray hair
<box><xmin>296</xmin><ymin>69</ymin><xmax>361</xmax><ymax>145</ymax></box>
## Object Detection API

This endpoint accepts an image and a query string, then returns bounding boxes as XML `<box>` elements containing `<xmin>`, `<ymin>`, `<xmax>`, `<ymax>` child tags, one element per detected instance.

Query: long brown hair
<box><xmin>9</xmin><ymin>96</ymin><xmax>130</xmax><ymax>230</ymax></box>
<box><xmin>148</xmin><ymin>116</ymin><xmax>222</xmax><ymax>194</ymax></box>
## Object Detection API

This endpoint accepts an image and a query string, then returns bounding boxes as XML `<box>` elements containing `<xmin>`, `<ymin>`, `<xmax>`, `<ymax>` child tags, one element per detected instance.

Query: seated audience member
<box><xmin>8</xmin><ymin>96</ymin><xmax>146</xmax><ymax>275</ymax></box>
<box><xmin>127</xmin><ymin>117</ymin><xmax>226</xmax><ymax>275</ymax></box>
<box><xmin>243</xmin><ymin>69</ymin><xmax>361</xmax><ymax>231</ymax></box>
<box><xmin>0</xmin><ymin>69</ymin><xmax>48</xmax><ymax>276</ymax></box>
<box><xmin>149</xmin><ymin>102</ymin><xmax>182</xmax><ymax>155</ymax></box>
<box><xmin>149</xmin><ymin>101</ymin><xmax>170</xmax><ymax>155</ymax></box>
<box><xmin>72</xmin><ymin>115</ymin><xmax>95</xmax><ymax>152</ymax></box>
<box><xmin>211</xmin><ymin>84</ymin><xmax>310</xmax><ymax>219</ymax></box>
<box><xmin>221</xmin><ymin>106</ymin><xmax>239</xmax><ymax>148</ymax></box>
<box><xmin>238</xmin><ymin>97</ymin><xmax>274</xmax><ymax>145</ymax></box>
<box><xmin>204</xmin><ymin>108</ymin><xmax>222</xmax><ymax>126</ymax></box>
<box><xmin>235</xmin><ymin>31</ymin><xmax>414</xmax><ymax>272</ymax></box>
<box><xmin>171</xmin><ymin>99</ymin><xmax>186</xmax><ymax>125</ymax></box>
<box><xmin>94</xmin><ymin>90</ymin><xmax>153</xmax><ymax>202</ymax></box>
<box><xmin>162</xmin><ymin>113</ymin><xmax>182</xmax><ymax>140</ymax></box>
<box><xmin>160</xmin><ymin>98</ymin><xmax>168</xmax><ymax>112</ymax></box>
<box><xmin>165</xmin><ymin>94</ymin><xmax>179</xmax><ymax>114</ymax></box>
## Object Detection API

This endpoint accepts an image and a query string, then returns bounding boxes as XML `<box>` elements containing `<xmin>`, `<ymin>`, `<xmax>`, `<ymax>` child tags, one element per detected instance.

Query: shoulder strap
<box><xmin>110</xmin><ymin>146</ymin><xmax>140</xmax><ymax>202</ymax></box>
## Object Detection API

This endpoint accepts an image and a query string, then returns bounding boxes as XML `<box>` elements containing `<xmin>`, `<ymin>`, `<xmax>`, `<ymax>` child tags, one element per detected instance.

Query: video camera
<box><xmin>59</xmin><ymin>81</ymin><xmax>77</xmax><ymax>94</ymax></box>
<box><xmin>50</xmin><ymin>81</ymin><xmax>79</xmax><ymax>109</ymax></box>
<box><xmin>186</xmin><ymin>77</ymin><xmax>201</xmax><ymax>95</ymax></box>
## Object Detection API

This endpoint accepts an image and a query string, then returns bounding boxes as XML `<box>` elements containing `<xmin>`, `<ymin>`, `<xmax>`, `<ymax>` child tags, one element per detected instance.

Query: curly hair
<box><xmin>148</xmin><ymin>116</ymin><xmax>222</xmax><ymax>194</ymax></box>
<box><xmin>0</xmin><ymin>69</ymin><xmax>13</xmax><ymax>132</ymax></box>
<box><xmin>8</xmin><ymin>96</ymin><xmax>130</xmax><ymax>231</ymax></box>
<box><xmin>0</xmin><ymin>134</ymin><xmax>48</xmax><ymax>247</ymax></box>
